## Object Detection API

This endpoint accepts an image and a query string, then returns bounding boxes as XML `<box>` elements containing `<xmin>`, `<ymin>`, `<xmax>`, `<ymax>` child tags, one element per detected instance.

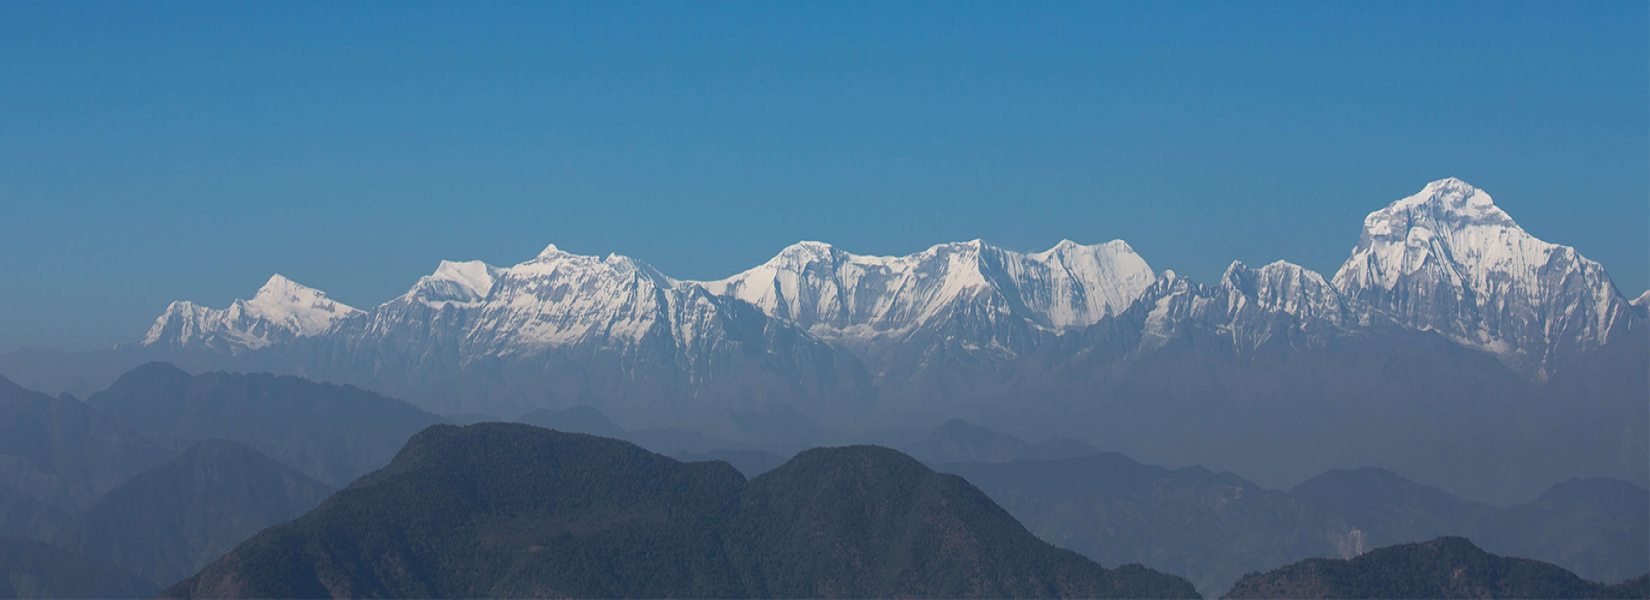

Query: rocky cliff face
<box><xmin>1332</xmin><ymin>178</ymin><xmax>1640</xmax><ymax>379</ymax></box>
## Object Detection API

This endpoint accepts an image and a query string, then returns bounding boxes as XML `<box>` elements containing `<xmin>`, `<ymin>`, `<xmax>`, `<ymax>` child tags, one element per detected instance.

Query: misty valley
<box><xmin>0</xmin><ymin>179</ymin><xmax>1645</xmax><ymax>598</ymax></box>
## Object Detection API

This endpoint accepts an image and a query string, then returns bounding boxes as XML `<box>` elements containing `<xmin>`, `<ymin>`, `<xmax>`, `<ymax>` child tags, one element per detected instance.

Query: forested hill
<box><xmin>1223</xmin><ymin>536</ymin><xmax>1648</xmax><ymax>599</ymax></box>
<box><xmin>162</xmin><ymin>423</ymin><xmax>1198</xmax><ymax>599</ymax></box>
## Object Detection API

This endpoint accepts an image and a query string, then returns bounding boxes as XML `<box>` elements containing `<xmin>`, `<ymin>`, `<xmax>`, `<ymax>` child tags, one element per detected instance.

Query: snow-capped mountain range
<box><xmin>143</xmin><ymin>274</ymin><xmax>361</xmax><ymax>353</ymax></box>
<box><xmin>141</xmin><ymin>179</ymin><xmax>1644</xmax><ymax>420</ymax></box>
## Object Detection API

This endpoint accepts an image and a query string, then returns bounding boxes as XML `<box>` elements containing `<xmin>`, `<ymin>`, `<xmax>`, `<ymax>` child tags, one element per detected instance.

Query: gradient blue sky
<box><xmin>3</xmin><ymin>1</ymin><xmax>1646</xmax><ymax>350</ymax></box>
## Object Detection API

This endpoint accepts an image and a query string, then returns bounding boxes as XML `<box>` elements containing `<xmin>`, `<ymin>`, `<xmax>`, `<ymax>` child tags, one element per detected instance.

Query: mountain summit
<box><xmin>142</xmin><ymin>274</ymin><xmax>360</xmax><ymax>353</ymax></box>
<box><xmin>1333</xmin><ymin>178</ymin><xmax>1638</xmax><ymax>378</ymax></box>
<box><xmin>700</xmin><ymin>239</ymin><xmax>1156</xmax><ymax>336</ymax></box>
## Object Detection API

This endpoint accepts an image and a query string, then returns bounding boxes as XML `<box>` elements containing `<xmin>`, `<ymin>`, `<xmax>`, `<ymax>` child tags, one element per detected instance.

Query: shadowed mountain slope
<box><xmin>0</xmin><ymin>537</ymin><xmax>159</xmax><ymax>599</ymax></box>
<box><xmin>55</xmin><ymin>439</ymin><xmax>333</xmax><ymax>588</ymax></box>
<box><xmin>84</xmin><ymin>362</ymin><xmax>445</xmax><ymax>488</ymax></box>
<box><xmin>943</xmin><ymin>457</ymin><xmax>1647</xmax><ymax>597</ymax></box>
<box><xmin>0</xmin><ymin>376</ymin><xmax>168</xmax><ymax>513</ymax></box>
<box><xmin>941</xmin><ymin>452</ymin><xmax>1322</xmax><ymax>596</ymax></box>
<box><xmin>902</xmin><ymin>418</ymin><xmax>1098</xmax><ymax>465</ymax></box>
<box><xmin>0</xmin><ymin>482</ymin><xmax>71</xmax><ymax>541</ymax></box>
<box><xmin>162</xmin><ymin>423</ymin><xmax>1197</xmax><ymax>599</ymax></box>
<box><xmin>515</xmin><ymin>405</ymin><xmax>626</xmax><ymax>439</ymax></box>
<box><xmin>1222</xmin><ymin>536</ymin><xmax>1648</xmax><ymax>599</ymax></box>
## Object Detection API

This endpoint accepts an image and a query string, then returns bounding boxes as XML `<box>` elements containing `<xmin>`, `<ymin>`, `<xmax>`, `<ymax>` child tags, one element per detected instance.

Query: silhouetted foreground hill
<box><xmin>85</xmin><ymin>362</ymin><xmax>445</xmax><ymax>488</ymax></box>
<box><xmin>55</xmin><ymin>439</ymin><xmax>333</xmax><ymax>588</ymax></box>
<box><xmin>162</xmin><ymin>423</ymin><xmax>1198</xmax><ymax>599</ymax></box>
<box><xmin>1222</xmin><ymin>536</ymin><xmax>1648</xmax><ymax>599</ymax></box>
<box><xmin>0</xmin><ymin>537</ymin><xmax>158</xmax><ymax>599</ymax></box>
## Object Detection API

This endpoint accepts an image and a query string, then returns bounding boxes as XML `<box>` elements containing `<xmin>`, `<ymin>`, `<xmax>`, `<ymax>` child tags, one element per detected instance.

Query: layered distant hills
<box><xmin>55</xmin><ymin>439</ymin><xmax>333</xmax><ymax>588</ymax></box>
<box><xmin>3</xmin><ymin>178</ymin><xmax>1645</xmax><ymax>504</ymax></box>
<box><xmin>0</xmin><ymin>366</ymin><xmax>1642</xmax><ymax>598</ymax></box>
<box><xmin>941</xmin><ymin>454</ymin><xmax>1648</xmax><ymax>596</ymax></box>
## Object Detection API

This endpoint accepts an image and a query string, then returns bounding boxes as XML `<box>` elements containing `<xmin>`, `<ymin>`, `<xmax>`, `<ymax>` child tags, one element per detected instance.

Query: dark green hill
<box><xmin>1222</xmin><ymin>536</ymin><xmax>1648</xmax><ymax>599</ymax></box>
<box><xmin>162</xmin><ymin>423</ymin><xmax>1197</xmax><ymax>599</ymax></box>
<box><xmin>55</xmin><ymin>439</ymin><xmax>333</xmax><ymax>588</ymax></box>
<box><xmin>0</xmin><ymin>375</ymin><xmax>168</xmax><ymax>512</ymax></box>
<box><xmin>0</xmin><ymin>537</ymin><xmax>158</xmax><ymax>599</ymax></box>
<box><xmin>86</xmin><ymin>362</ymin><xmax>445</xmax><ymax>487</ymax></box>
<box><xmin>740</xmin><ymin>444</ymin><xmax>1192</xmax><ymax>599</ymax></box>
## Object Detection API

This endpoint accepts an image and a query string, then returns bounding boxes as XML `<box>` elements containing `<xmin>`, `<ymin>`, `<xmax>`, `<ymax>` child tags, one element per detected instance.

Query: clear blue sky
<box><xmin>3</xmin><ymin>1</ymin><xmax>1645</xmax><ymax>350</ymax></box>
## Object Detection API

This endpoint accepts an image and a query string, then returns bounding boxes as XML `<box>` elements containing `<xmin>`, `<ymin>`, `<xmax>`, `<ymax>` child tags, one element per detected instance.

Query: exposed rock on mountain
<box><xmin>699</xmin><ymin>239</ymin><xmax>1157</xmax><ymax>392</ymax></box>
<box><xmin>703</xmin><ymin>239</ymin><xmax>1155</xmax><ymax>336</ymax></box>
<box><xmin>143</xmin><ymin>275</ymin><xmax>360</xmax><ymax>354</ymax></box>
<box><xmin>1333</xmin><ymin>178</ymin><xmax>1640</xmax><ymax>379</ymax></box>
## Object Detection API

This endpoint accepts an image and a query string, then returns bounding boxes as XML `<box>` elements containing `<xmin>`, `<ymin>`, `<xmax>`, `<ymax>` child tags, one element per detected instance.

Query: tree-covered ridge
<box><xmin>1222</xmin><ymin>536</ymin><xmax>1649</xmax><ymax>599</ymax></box>
<box><xmin>161</xmin><ymin>423</ymin><xmax>1198</xmax><ymax>599</ymax></box>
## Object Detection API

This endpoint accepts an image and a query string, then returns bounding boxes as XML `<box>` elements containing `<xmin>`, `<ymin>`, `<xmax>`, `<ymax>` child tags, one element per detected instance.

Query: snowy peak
<box><xmin>1634</xmin><ymin>290</ymin><xmax>1650</xmax><ymax>307</ymax></box>
<box><xmin>699</xmin><ymin>238</ymin><xmax>1155</xmax><ymax>337</ymax></box>
<box><xmin>1135</xmin><ymin>262</ymin><xmax>1363</xmax><ymax>355</ymax></box>
<box><xmin>141</xmin><ymin>274</ymin><xmax>359</xmax><ymax>352</ymax></box>
<box><xmin>1334</xmin><ymin>178</ymin><xmax>1528</xmax><ymax>293</ymax></box>
<box><xmin>1379</xmin><ymin>177</ymin><xmax>1516</xmax><ymax>229</ymax></box>
<box><xmin>402</xmin><ymin>260</ymin><xmax>500</xmax><ymax>308</ymax></box>
<box><xmin>994</xmin><ymin>239</ymin><xmax>1156</xmax><ymax>330</ymax></box>
<box><xmin>245</xmin><ymin>274</ymin><xmax>360</xmax><ymax>336</ymax></box>
<box><xmin>1221</xmin><ymin>260</ymin><xmax>1346</xmax><ymax>320</ymax></box>
<box><xmin>465</xmin><ymin>245</ymin><xmax>682</xmax><ymax>350</ymax></box>
<box><xmin>1332</xmin><ymin>178</ymin><xmax>1637</xmax><ymax>377</ymax></box>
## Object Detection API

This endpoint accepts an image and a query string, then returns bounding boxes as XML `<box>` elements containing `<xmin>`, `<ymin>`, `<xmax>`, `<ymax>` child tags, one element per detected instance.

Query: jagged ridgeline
<box><xmin>161</xmin><ymin>423</ymin><xmax>1198</xmax><ymax>599</ymax></box>
<box><xmin>6</xmin><ymin>178</ymin><xmax>1646</xmax><ymax>504</ymax></box>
